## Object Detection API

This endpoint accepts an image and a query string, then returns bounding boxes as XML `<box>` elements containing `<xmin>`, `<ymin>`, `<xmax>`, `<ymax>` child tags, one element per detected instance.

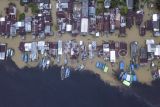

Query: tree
<box><xmin>120</xmin><ymin>6</ymin><xmax>128</xmax><ymax>16</ymax></box>
<box><xmin>28</xmin><ymin>3</ymin><xmax>39</xmax><ymax>14</ymax></box>
<box><xmin>111</xmin><ymin>0</ymin><xmax>120</xmax><ymax>8</ymax></box>
<box><xmin>19</xmin><ymin>13</ymin><xmax>25</xmax><ymax>21</ymax></box>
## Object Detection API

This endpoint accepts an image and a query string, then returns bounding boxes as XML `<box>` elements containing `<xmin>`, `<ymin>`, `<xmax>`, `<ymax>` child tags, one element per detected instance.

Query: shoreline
<box><xmin>0</xmin><ymin>0</ymin><xmax>159</xmax><ymax>86</ymax></box>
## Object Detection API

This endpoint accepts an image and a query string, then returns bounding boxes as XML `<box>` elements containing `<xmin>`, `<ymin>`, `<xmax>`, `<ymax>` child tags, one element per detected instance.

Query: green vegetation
<box><xmin>20</xmin><ymin>0</ymin><xmax>25</xmax><ymax>6</ymax></box>
<box><xmin>120</xmin><ymin>6</ymin><xmax>128</xmax><ymax>16</ymax></box>
<box><xmin>97</xmin><ymin>0</ymin><xmax>104</xmax><ymax>3</ymax></box>
<box><xmin>155</xmin><ymin>0</ymin><xmax>160</xmax><ymax>11</ymax></box>
<box><xmin>28</xmin><ymin>3</ymin><xmax>39</xmax><ymax>14</ymax></box>
<box><xmin>19</xmin><ymin>13</ymin><xmax>25</xmax><ymax>21</ymax></box>
<box><xmin>96</xmin><ymin>2</ymin><xmax>104</xmax><ymax>15</ymax></box>
<box><xmin>133</xmin><ymin>0</ymin><xmax>139</xmax><ymax>11</ymax></box>
<box><xmin>110</xmin><ymin>0</ymin><xmax>126</xmax><ymax>8</ymax></box>
<box><xmin>111</xmin><ymin>0</ymin><xmax>120</xmax><ymax>8</ymax></box>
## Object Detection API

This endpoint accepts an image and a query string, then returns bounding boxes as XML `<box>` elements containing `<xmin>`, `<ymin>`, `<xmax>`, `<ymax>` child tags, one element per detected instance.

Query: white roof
<box><xmin>126</xmin><ymin>74</ymin><xmax>131</xmax><ymax>81</ymax></box>
<box><xmin>81</xmin><ymin>18</ymin><xmax>88</xmax><ymax>33</ymax></box>
<box><xmin>147</xmin><ymin>44</ymin><xmax>156</xmax><ymax>53</ymax></box>
<box><xmin>58</xmin><ymin>40</ymin><xmax>62</xmax><ymax>55</ymax></box>
<box><xmin>38</xmin><ymin>41</ymin><xmax>45</xmax><ymax>46</ymax></box>
<box><xmin>146</xmin><ymin>39</ymin><xmax>155</xmax><ymax>45</ymax></box>
<box><xmin>88</xmin><ymin>44</ymin><xmax>92</xmax><ymax>50</ymax></box>
<box><xmin>71</xmin><ymin>48</ymin><xmax>74</xmax><ymax>55</ymax></box>
<box><xmin>24</xmin><ymin>43</ymin><xmax>32</xmax><ymax>51</ymax></box>
<box><xmin>79</xmin><ymin>41</ymin><xmax>83</xmax><ymax>45</ymax></box>
<box><xmin>158</xmin><ymin>69</ymin><xmax>160</xmax><ymax>76</ymax></box>
<box><xmin>0</xmin><ymin>52</ymin><xmax>5</xmax><ymax>60</ymax></box>
<box><xmin>96</xmin><ymin>32</ymin><xmax>100</xmax><ymax>37</ymax></box>
<box><xmin>66</xmin><ymin>24</ymin><xmax>72</xmax><ymax>31</ymax></box>
<box><xmin>25</xmin><ymin>22</ymin><xmax>31</xmax><ymax>32</ymax></box>
<box><xmin>103</xmin><ymin>44</ymin><xmax>109</xmax><ymax>52</ymax></box>
<box><xmin>16</xmin><ymin>21</ymin><xmax>25</xmax><ymax>28</ymax></box>
<box><xmin>154</xmin><ymin>45</ymin><xmax>160</xmax><ymax>56</ymax></box>
<box><xmin>152</xmin><ymin>14</ymin><xmax>158</xmax><ymax>21</ymax></box>
<box><xmin>0</xmin><ymin>17</ymin><xmax>5</xmax><ymax>21</ymax></box>
<box><xmin>38</xmin><ymin>14</ymin><xmax>42</xmax><ymax>17</ymax></box>
<box><xmin>110</xmin><ymin>50</ymin><xmax>116</xmax><ymax>62</ymax></box>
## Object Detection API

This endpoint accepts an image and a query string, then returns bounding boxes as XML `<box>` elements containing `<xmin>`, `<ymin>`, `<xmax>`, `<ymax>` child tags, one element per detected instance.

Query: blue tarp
<box><xmin>130</xmin><ymin>64</ymin><xmax>134</xmax><ymax>71</ymax></box>
<box><xmin>120</xmin><ymin>61</ymin><xmax>125</xmax><ymax>70</ymax></box>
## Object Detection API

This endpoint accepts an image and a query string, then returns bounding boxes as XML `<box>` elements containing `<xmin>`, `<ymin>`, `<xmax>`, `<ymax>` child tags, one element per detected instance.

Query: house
<box><xmin>146</xmin><ymin>39</ymin><xmax>155</xmax><ymax>60</ymax></box>
<box><xmin>81</xmin><ymin>0</ymin><xmax>88</xmax><ymax>18</ymax></box>
<box><xmin>5</xmin><ymin>20</ymin><xmax>11</xmax><ymax>37</ymax></box>
<box><xmin>81</xmin><ymin>18</ymin><xmax>88</xmax><ymax>35</ymax></box>
<box><xmin>115</xmin><ymin>13</ymin><xmax>120</xmax><ymax>29</ymax></box>
<box><xmin>70</xmin><ymin>41</ymin><xmax>79</xmax><ymax>59</ymax></box>
<box><xmin>37</xmin><ymin>41</ymin><xmax>49</xmax><ymax>54</ymax></box>
<box><xmin>19</xmin><ymin>42</ymin><xmax>25</xmax><ymax>52</ymax></box>
<box><xmin>139</xmin><ymin>26</ymin><xmax>146</xmax><ymax>36</ymax></box>
<box><xmin>0</xmin><ymin>43</ymin><xmax>7</xmax><ymax>60</ymax></box>
<box><xmin>139</xmin><ymin>47</ymin><xmax>148</xmax><ymax>66</ymax></box>
<box><xmin>21</xmin><ymin>0</ymin><xmax>30</xmax><ymax>4</ymax></box>
<box><xmin>58</xmin><ymin>40</ymin><xmax>63</xmax><ymax>55</ymax></box>
<box><xmin>126</xmin><ymin>11</ymin><xmax>134</xmax><ymax>28</ymax></box>
<box><xmin>10</xmin><ymin>24</ymin><xmax>17</xmax><ymax>37</ymax></box>
<box><xmin>32</xmin><ymin>17</ymin><xmax>39</xmax><ymax>37</ymax></box>
<box><xmin>103</xmin><ymin>43</ymin><xmax>110</xmax><ymax>60</ymax></box>
<box><xmin>6</xmin><ymin>4</ymin><xmax>17</xmax><ymax>22</ymax></box>
<box><xmin>89</xmin><ymin>17</ymin><xmax>96</xmax><ymax>34</ymax></box>
<box><xmin>0</xmin><ymin>17</ymin><xmax>6</xmax><ymax>35</ymax></box>
<box><xmin>96</xmin><ymin>15</ymin><xmax>104</xmax><ymax>33</ymax></box>
<box><xmin>110</xmin><ymin>12</ymin><xmax>115</xmax><ymax>33</ymax></box>
<box><xmin>152</xmin><ymin>14</ymin><xmax>160</xmax><ymax>36</ymax></box>
<box><xmin>72</xmin><ymin>2</ymin><xmax>81</xmax><ymax>35</ymax></box>
<box><xmin>89</xmin><ymin>6</ymin><xmax>96</xmax><ymax>17</ymax></box>
<box><xmin>49</xmin><ymin>42</ymin><xmax>58</xmax><ymax>57</ymax></box>
<box><xmin>31</xmin><ymin>0</ymin><xmax>50</xmax><ymax>3</ymax></box>
<box><xmin>130</xmin><ymin>41</ymin><xmax>139</xmax><ymax>59</ymax></box>
<box><xmin>135</xmin><ymin>10</ymin><xmax>144</xmax><ymax>26</ymax></box>
<box><xmin>25</xmin><ymin>17</ymin><xmax>32</xmax><ymax>32</ymax></box>
<box><xmin>145</xmin><ymin>20</ymin><xmax>153</xmax><ymax>31</ymax></box>
<box><xmin>119</xmin><ymin>16</ymin><xmax>126</xmax><ymax>36</ymax></box>
<box><xmin>154</xmin><ymin>45</ymin><xmax>160</xmax><ymax>58</ymax></box>
<box><xmin>104</xmin><ymin>0</ymin><xmax>110</xmax><ymax>9</ymax></box>
<box><xmin>110</xmin><ymin>50</ymin><xmax>116</xmax><ymax>62</ymax></box>
<box><xmin>30</xmin><ymin>42</ymin><xmax>38</xmax><ymax>61</ymax></box>
<box><xmin>89</xmin><ymin>0</ymin><xmax>96</xmax><ymax>35</ymax></box>
<box><xmin>118</xmin><ymin>42</ymin><xmax>127</xmax><ymax>57</ymax></box>
<box><xmin>16</xmin><ymin>21</ymin><xmax>26</xmax><ymax>37</ymax></box>
<box><xmin>126</xmin><ymin>0</ymin><xmax>133</xmax><ymax>10</ymax></box>
<box><xmin>104</xmin><ymin>13</ymin><xmax>110</xmax><ymax>33</ymax></box>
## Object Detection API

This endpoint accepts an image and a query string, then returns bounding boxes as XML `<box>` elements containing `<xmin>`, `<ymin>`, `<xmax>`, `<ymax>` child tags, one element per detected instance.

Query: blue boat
<box><xmin>65</xmin><ymin>67</ymin><xmax>70</xmax><ymax>78</ymax></box>
<box><xmin>22</xmin><ymin>53</ymin><xmax>28</xmax><ymax>63</ymax></box>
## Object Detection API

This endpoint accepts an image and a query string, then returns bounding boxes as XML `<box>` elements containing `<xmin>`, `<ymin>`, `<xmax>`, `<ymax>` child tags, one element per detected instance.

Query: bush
<box><xmin>19</xmin><ymin>13</ymin><xmax>25</xmax><ymax>21</ymax></box>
